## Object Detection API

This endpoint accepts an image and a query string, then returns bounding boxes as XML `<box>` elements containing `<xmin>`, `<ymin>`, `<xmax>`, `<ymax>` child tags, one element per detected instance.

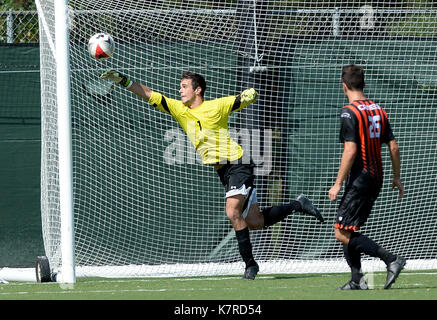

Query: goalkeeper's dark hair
<box><xmin>342</xmin><ymin>64</ymin><xmax>365</xmax><ymax>91</ymax></box>
<box><xmin>181</xmin><ymin>71</ymin><xmax>206</xmax><ymax>98</ymax></box>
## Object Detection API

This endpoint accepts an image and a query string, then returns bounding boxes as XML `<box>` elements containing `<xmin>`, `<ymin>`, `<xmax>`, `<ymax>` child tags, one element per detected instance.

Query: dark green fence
<box><xmin>1</xmin><ymin>38</ymin><xmax>436</xmax><ymax>267</ymax></box>
<box><xmin>0</xmin><ymin>44</ymin><xmax>43</xmax><ymax>267</ymax></box>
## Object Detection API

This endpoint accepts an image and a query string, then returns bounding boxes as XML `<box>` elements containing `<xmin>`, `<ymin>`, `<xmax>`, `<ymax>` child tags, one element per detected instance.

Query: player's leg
<box><xmin>241</xmin><ymin>187</ymin><xmax>270</xmax><ymax>230</ymax></box>
<box><xmin>258</xmin><ymin>194</ymin><xmax>324</xmax><ymax>228</ymax></box>
<box><xmin>226</xmin><ymin>195</ymin><xmax>259</xmax><ymax>280</ymax></box>
<box><xmin>335</xmin><ymin>175</ymin><xmax>405</xmax><ymax>289</ymax></box>
<box><xmin>335</xmin><ymin>228</ymin><xmax>367</xmax><ymax>290</ymax></box>
<box><xmin>244</xmin><ymin>191</ymin><xmax>324</xmax><ymax>229</ymax></box>
<box><xmin>244</xmin><ymin>202</ymin><xmax>264</xmax><ymax>230</ymax></box>
<box><xmin>342</xmin><ymin>230</ymin><xmax>406</xmax><ymax>289</ymax></box>
<box><xmin>350</xmin><ymin>185</ymin><xmax>405</xmax><ymax>289</ymax></box>
<box><xmin>347</xmin><ymin>231</ymin><xmax>406</xmax><ymax>289</ymax></box>
<box><xmin>218</xmin><ymin>162</ymin><xmax>260</xmax><ymax>279</ymax></box>
<box><xmin>225</xmin><ymin>194</ymin><xmax>248</xmax><ymax>230</ymax></box>
<box><xmin>260</xmin><ymin>201</ymin><xmax>301</xmax><ymax>228</ymax></box>
<box><xmin>334</xmin><ymin>182</ymin><xmax>368</xmax><ymax>290</ymax></box>
<box><xmin>342</xmin><ymin>241</ymin><xmax>362</xmax><ymax>283</ymax></box>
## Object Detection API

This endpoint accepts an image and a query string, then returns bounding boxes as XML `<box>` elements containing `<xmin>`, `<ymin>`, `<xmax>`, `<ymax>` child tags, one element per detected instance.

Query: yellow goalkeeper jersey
<box><xmin>148</xmin><ymin>88</ymin><xmax>258</xmax><ymax>164</ymax></box>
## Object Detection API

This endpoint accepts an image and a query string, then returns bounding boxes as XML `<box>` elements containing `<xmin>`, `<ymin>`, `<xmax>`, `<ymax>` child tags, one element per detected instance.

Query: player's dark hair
<box><xmin>181</xmin><ymin>71</ymin><xmax>206</xmax><ymax>98</ymax></box>
<box><xmin>342</xmin><ymin>64</ymin><xmax>365</xmax><ymax>91</ymax></box>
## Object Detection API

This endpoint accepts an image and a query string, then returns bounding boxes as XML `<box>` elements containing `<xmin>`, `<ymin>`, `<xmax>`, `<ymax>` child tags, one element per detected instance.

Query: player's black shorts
<box><xmin>335</xmin><ymin>171</ymin><xmax>382</xmax><ymax>231</ymax></box>
<box><xmin>215</xmin><ymin>160</ymin><xmax>255</xmax><ymax>194</ymax></box>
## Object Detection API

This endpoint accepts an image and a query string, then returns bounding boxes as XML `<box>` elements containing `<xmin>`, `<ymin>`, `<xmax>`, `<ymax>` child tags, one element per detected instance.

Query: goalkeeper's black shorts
<box><xmin>215</xmin><ymin>159</ymin><xmax>255</xmax><ymax>195</ymax></box>
<box><xmin>335</xmin><ymin>171</ymin><xmax>382</xmax><ymax>231</ymax></box>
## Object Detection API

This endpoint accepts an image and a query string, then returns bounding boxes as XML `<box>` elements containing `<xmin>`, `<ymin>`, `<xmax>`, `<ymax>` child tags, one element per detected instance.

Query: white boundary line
<box><xmin>1</xmin><ymin>259</ymin><xmax>436</xmax><ymax>282</ymax></box>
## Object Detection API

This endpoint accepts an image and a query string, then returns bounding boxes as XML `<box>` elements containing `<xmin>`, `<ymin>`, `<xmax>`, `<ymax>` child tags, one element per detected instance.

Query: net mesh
<box><xmin>38</xmin><ymin>0</ymin><xmax>437</xmax><ymax>277</ymax></box>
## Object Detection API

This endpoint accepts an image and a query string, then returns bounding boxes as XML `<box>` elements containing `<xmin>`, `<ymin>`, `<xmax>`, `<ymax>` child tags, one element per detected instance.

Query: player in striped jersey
<box><xmin>100</xmin><ymin>69</ymin><xmax>324</xmax><ymax>280</ymax></box>
<box><xmin>329</xmin><ymin>65</ymin><xmax>406</xmax><ymax>290</ymax></box>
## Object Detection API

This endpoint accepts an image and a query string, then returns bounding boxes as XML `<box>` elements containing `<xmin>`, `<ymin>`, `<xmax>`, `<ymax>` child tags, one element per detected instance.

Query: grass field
<box><xmin>1</xmin><ymin>270</ymin><xmax>435</xmax><ymax>318</ymax></box>
<box><xmin>1</xmin><ymin>270</ymin><xmax>436</xmax><ymax>300</ymax></box>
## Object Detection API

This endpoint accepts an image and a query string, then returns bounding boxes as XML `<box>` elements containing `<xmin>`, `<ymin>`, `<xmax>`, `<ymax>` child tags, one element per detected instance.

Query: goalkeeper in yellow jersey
<box><xmin>100</xmin><ymin>69</ymin><xmax>324</xmax><ymax>280</ymax></box>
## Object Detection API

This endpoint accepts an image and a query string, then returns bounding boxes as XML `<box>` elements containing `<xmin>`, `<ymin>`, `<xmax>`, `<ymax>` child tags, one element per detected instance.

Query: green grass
<box><xmin>0</xmin><ymin>270</ymin><xmax>436</xmax><ymax>300</ymax></box>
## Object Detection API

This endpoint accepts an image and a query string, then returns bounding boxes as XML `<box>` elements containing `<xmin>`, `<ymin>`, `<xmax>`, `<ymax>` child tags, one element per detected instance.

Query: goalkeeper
<box><xmin>100</xmin><ymin>69</ymin><xmax>324</xmax><ymax>280</ymax></box>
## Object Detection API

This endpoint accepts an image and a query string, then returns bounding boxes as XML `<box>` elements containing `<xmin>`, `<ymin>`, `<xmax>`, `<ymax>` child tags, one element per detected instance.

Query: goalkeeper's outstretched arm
<box><xmin>100</xmin><ymin>69</ymin><xmax>152</xmax><ymax>101</ymax></box>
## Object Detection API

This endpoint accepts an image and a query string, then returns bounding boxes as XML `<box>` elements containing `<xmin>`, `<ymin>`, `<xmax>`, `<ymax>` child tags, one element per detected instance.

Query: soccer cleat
<box><xmin>296</xmin><ymin>194</ymin><xmax>325</xmax><ymax>223</ymax></box>
<box><xmin>384</xmin><ymin>256</ymin><xmax>406</xmax><ymax>289</ymax></box>
<box><xmin>337</xmin><ymin>276</ymin><xmax>368</xmax><ymax>290</ymax></box>
<box><xmin>242</xmin><ymin>262</ymin><xmax>259</xmax><ymax>280</ymax></box>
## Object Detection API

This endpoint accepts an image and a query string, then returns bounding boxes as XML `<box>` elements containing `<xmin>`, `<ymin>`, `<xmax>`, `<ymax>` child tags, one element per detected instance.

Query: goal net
<box><xmin>38</xmin><ymin>0</ymin><xmax>437</xmax><ymax>279</ymax></box>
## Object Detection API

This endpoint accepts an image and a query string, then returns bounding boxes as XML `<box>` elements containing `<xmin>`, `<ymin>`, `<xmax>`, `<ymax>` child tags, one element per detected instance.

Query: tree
<box><xmin>0</xmin><ymin>0</ymin><xmax>36</xmax><ymax>11</ymax></box>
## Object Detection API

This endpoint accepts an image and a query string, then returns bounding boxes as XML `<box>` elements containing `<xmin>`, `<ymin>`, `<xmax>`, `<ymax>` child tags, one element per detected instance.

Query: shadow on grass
<box><xmin>267</xmin><ymin>273</ymin><xmax>336</xmax><ymax>280</ymax></box>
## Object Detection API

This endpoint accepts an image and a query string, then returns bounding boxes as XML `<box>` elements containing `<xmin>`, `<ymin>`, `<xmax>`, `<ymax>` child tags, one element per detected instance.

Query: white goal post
<box><xmin>13</xmin><ymin>0</ymin><xmax>437</xmax><ymax>283</ymax></box>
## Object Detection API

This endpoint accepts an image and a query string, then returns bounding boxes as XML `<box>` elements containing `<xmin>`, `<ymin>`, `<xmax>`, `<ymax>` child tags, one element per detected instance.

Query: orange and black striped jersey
<box><xmin>339</xmin><ymin>99</ymin><xmax>395</xmax><ymax>182</ymax></box>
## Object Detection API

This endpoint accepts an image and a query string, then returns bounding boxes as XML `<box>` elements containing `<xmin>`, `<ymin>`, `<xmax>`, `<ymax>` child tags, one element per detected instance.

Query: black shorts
<box><xmin>335</xmin><ymin>171</ymin><xmax>382</xmax><ymax>231</ymax></box>
<box><xmin>216</xmin><ymin>161</ymin><xmax>255</xmax><ymax>195</ymax></box>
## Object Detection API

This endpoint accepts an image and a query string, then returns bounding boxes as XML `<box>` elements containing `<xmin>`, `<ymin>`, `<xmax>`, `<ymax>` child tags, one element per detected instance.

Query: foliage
<box><xmin>0</xmin><ymin>0</ymin><xmax>36</xmax><ymax>11</ymax></box>
<box><xmin>0</xmin><ymin>1</ymin><xmax>436</xmax><ymax>43</ymax></box>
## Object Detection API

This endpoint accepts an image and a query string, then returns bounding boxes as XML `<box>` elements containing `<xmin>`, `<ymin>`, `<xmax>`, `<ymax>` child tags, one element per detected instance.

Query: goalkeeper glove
<box><xmin>100</xmin><ymin>69</ymin><xmax>133</xmax><ymax>88</ymax></box>
<box><xmin>240</xmin><ymin>88</ymin><xmax>258</xmax><ymax>104</ymax></box>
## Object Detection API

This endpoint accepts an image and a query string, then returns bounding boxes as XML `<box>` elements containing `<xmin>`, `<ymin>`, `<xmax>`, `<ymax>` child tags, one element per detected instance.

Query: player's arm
<box><xmin>329</xmin><ymin>141</ymin><xmax>357</xmax><ymax>201</ymax></box>
<box><xmin>382</xmin><ymin>117</ymin><xmax>404</xmax><ymax>199</ymax></box>
<box><xmin>100</xmin><ymin>69</ymin><xmax>152</xmax><ymax>101</ymax></box>
<box><xmin>129</xmin><ymin>82</ymin><xmax>153</xmax><ymax>101</ymax></box>
<box><xmin>387</xmin><ymin>139</ymin><xmax>404</xmax><ymax>199</ymax></box>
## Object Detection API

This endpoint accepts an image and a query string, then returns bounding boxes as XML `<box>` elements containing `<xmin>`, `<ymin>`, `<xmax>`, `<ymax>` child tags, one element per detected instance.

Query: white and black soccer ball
<box><xmin>88</xmin><ymin>33</ymin><xmax>115</xmax><ymax>60</ymax></box>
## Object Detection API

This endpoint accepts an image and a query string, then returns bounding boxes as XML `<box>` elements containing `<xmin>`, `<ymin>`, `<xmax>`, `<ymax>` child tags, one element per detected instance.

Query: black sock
<box><xmin>343</xmin><ymin>244</ymin><xmax>362</xmax><ymax>283</ymax></box>
<box><xmin>348</xmin><ymin>233</ymin><xmax>396</xmax><ymax>265</ymax></box>
<box><xmin>235</xmin><ymin>227</ymin><xmax>256</xmax><ymax>268</ymax></box>
<box><xmin>262</xmin><ymin>201</ymin><xmax>301</xmax><ymax>227</ymax></box>
<box><xmin>376</xmin><ymin>247</ymin><xmax>397</xmax><ymax>265</ymax></box>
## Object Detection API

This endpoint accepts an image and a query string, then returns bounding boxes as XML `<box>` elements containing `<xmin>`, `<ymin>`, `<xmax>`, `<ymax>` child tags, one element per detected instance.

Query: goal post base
<box><xmin>35</xmin><ymin>256</ymin><xmax>53</xmax><ymax>283</ymax></box>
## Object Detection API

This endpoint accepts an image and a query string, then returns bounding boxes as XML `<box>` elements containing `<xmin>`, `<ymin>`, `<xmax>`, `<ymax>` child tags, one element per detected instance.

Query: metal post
<box><xmin>54</xmin><ymin>0</ymin><xmax>76</xmax><ymax>284</ymax></box>
<box><xmin>332</xmin><ymin>7</ymin><xmax>341</xmax><ymax>37</ymax></box>
<box><xmin>7</xmin><ymin>9</ymin><xmax>13</xmax><ymax>43</ymax></box>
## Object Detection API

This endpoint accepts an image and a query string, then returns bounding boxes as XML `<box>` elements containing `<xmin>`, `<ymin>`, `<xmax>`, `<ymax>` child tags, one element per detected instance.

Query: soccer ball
<box><xmin>88</xmin><ymin>33</ymin><xmax>115</xmax><ymax>60</ymax></box>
